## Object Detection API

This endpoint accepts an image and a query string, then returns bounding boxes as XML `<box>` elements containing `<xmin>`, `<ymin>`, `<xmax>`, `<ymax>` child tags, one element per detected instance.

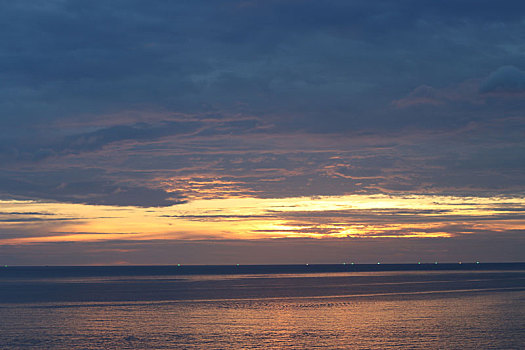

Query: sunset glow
<box><xmin>1</xmin><ymin>1</ymin><xmax>523</xmax><ymax>265</ymax></box>
<box><xmin>2</xmin><ymin>194</ymin><xmax>523</xmax><ymax>246</ymax></box>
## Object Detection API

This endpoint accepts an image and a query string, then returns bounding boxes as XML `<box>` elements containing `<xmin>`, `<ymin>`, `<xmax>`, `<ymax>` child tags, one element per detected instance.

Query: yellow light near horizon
<box><xmin>0</xmin><ymin>193</ymin><xmax>523</xmax><ymax>244</ymax></box>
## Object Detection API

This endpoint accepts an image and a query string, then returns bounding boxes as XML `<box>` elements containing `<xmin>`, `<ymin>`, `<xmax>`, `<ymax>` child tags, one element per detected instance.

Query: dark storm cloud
<box><xmin>0</xmin><ymin>0</ymin><xmax>524</xmax><ymax>206</ymax></box>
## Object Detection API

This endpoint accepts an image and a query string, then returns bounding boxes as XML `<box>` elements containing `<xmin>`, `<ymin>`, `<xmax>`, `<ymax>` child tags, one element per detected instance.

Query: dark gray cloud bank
<box><xmin>1</xmin><ymin>0</ymin><xmax>524</xmax><ymax>206</ymax></box>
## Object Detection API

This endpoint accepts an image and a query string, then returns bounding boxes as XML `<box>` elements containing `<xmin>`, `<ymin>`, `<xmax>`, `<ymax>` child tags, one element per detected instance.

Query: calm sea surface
<box><xmin>0</xmin><ymin>264</ymin><xmax>524</xmax><ymax>349</ymax></box>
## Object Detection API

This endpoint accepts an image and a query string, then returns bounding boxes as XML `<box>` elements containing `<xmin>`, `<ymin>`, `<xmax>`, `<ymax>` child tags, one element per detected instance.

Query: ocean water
<box><xmin>0</xmin><ymin>264</ymin><xmax>524</xmax><ymax>349</ymax></box>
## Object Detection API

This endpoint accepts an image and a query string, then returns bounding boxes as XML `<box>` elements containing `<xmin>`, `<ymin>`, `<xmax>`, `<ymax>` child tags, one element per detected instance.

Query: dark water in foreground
<box><xmin>0</xmin><ymin>264</ymin><xmax>524</xmax><ymax>349</ymax></box>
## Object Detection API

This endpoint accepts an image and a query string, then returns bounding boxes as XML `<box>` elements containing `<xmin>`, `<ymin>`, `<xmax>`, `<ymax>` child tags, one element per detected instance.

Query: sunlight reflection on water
<box><xmin>0</xmin><ymin>270</ymin><xmax>523</xmax><ymax>349</ymax></box>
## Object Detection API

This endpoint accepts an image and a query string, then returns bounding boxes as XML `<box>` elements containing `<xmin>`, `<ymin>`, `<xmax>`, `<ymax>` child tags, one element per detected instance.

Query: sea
<box><xmin>0</xmin><ymin>263</ymin><xmax>523</xmax><ymax>349</ymax></box>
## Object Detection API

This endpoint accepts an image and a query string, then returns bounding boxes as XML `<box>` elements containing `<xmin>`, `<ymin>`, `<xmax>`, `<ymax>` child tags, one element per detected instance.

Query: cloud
<box><xmin>0</xmin><ymin>117</ymin><xmax>264</xmax><ymax>165</ymax></box>
<box><xmin>0</xmin><ymin>175</ymin><xmax>186</xmax><ymax>207</ymax></box>
<box><xmin>57</xmin><ymin>120</ymin><xmax>201</xmax><ymax>153</ymax></box>
<box><xmin>0</xmin><ymin>0</ymin><xmax>524</xmax><ymax>208</ymax></box>
<box><xmin>392</xmin><ymin>78</ymin><xmax>487</xmax><ymax>109</ymax></box>
<box><xmin>479</xmin><ymin>65</ymin><xmax>525</xmax><ymax>94</ymax></box>
<box><xmin>0</xmin><ymin>211</ymin><xmax>55</xmax><ymax>216</ymax></box>
<box><xmin>1</xmin><ymin>0</ymin><xmax>523</xmax><ymax>131</ymax></box>
<box><xmin>392</xmin><ymin>85</ymin><xmax>444</xmax><ymax>108</ymax></box>
<box><xmin>0</xmin><ymin>217</ymin><xmax>78</xmax><ymax>223</ymax></box>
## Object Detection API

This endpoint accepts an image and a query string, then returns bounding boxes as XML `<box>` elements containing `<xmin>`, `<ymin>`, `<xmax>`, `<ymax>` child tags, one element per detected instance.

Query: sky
<box><xmin>1</xmin><ymin>0</ymin><xmax>524</xmax><ymax>265</ymax></box>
